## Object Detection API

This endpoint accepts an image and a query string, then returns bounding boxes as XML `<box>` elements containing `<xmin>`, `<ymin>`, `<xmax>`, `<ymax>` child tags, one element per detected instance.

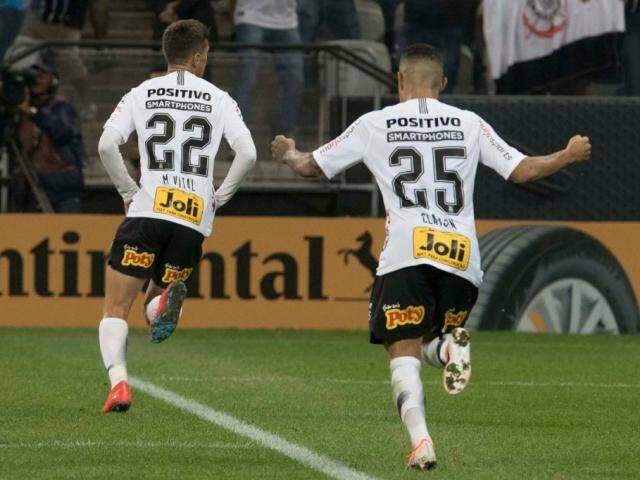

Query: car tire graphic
<box><xmin>467</xmin><ymin>226</ymin><xmax>639</xmax><ymax>334</ymax></box>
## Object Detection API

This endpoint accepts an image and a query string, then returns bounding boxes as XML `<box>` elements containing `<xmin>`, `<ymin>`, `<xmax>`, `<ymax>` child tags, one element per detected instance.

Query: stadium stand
<box><xmin>1</xmin><ymin>0</ymin><xmax>638</xmax><ymax>214</ymax></box>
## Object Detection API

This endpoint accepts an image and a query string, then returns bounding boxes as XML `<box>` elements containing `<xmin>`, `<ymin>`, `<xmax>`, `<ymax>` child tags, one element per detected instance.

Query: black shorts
<box><xmin>369</xmin><ymin>265</ymin><xmax>478</xmax><ymax>345</ymax></box>
<box><xmin>108</xmin><ymin>217</ymin><xmax>204</xmax><ymax>287</ymax></box>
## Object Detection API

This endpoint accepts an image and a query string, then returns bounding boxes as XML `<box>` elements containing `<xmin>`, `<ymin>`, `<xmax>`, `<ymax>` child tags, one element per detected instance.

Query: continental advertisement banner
<box><xmin>0</xmin><ymin>215</ymin><xmax>638</xmax><ymax>332</ymax></box>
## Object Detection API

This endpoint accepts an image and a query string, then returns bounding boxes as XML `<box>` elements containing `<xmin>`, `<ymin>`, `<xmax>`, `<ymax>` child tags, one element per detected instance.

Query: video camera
<box><xmin>0</xmin><ymin>67</ymin><xmax>38</xmax><ymax>144</ymax></box>
<box><xmin>0</xmin><ymin>67</ymin><xmax>38</xmax><ymax>108</ymax></box>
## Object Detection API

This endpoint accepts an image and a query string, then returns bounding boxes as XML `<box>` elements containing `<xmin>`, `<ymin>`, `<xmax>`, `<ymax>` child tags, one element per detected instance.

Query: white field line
<box><xmin>129</xmin><ymin>377</ymin><xmax>378</xmax><ymax>480</ymax></box>
<box><xmin>328</xmin><ymin>379</ymin><xmax>640</xmax><ymax>389</ymax></box>
<box><xmin>157</xmin><ymin>375</ymin><xmax>640</xmax><ymax>389</ymax></box>
<box><xmin>158</xmin><ymin>375</ymin><xmax>301</xmax><ymax>383</ymax></box>
<box><xmin>483</xmin><ymin>380</ymin><xmax>640</xmax><ymax>389</ymax></box>
<box><xmin>0</xmin><ymin>440</ymin><xmax>250</xmax><ymax>449</ymax></box>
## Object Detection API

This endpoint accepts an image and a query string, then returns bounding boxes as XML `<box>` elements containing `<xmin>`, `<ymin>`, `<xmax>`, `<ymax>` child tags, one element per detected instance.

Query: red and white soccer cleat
<box><xmin>101</xmin><ymin>380</ymin><xmax>132</xmax><ymax>414</ymax></box>
<box><xmin>406</xmin><ymin>437</ymin><xmax>437</xmax><ymax>471</ymax></box>
<box><xmin>443</xmin><ymin>327</ymin><xmax>471</xmax><ymax>395</ymax></box>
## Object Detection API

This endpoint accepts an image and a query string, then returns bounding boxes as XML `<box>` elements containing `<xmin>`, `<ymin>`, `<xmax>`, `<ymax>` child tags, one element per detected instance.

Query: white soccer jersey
<box><xmin>104</xmin><ymin>70</ymin><xmax>251</xmax><ymax>237</ymax></box>
<box><xmin>313</xmin><ymin>98</ymin><xmax>526</xmax><ymax>286</ymax></box>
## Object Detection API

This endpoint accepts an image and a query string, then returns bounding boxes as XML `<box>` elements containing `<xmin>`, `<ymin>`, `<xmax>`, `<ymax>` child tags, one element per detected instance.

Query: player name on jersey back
<box><xmin>104</xmin><ymin>70</ymin><xmax>251</xmax><ymax>237</ymax></box>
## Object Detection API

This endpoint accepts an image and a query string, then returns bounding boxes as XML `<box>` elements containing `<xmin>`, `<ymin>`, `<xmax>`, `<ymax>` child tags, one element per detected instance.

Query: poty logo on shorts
<box><xmin>162</xmin><ymin>266</ymin><xmax>193</xmax><ymax>283</ymax></box>
<box><xmin>121</xmin><ymin>249</ymin><xmax>155</xmax><ymax>269</ymax></box>
<box><xmin>442</xmin><ymin>310</ymin><xmax>468</xmax><ymax>332</ymax></box>
<box><xmin>385</xmin><ymin>305</ymin><xmax>425</xmax><ymax>330</ymax></box>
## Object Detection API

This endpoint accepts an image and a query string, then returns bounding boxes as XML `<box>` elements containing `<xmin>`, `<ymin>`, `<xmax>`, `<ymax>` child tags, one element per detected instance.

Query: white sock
<box><xmin>422</xmin><ymin>337</ymin><xmax>448</xmax><ymax>368</ymax></box>
<box><xmin>99</xmin><ymin>317</ymin><xmax>128</xmax><ymax>387</ymax></box>
<box><xmin>390</xmin><ymin>356</ymin><xmax>430</xmax><ymax>447</ymax></box>
<box><xmin>145</xmin><ymin>295</ymin><xmax>161</xmax><ymax>325</ymax></box>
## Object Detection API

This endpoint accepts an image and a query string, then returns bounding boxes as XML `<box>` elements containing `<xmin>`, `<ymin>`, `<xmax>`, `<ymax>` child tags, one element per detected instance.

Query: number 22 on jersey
<box><xmin>146</xmin><ymin>113</ymin><xmax>212</xmax><ymax>176</ymax></box>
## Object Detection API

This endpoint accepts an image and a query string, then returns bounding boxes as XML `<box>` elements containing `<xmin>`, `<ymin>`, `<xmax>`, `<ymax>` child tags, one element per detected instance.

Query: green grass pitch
<box><xmin>1</xmin><ymin>328</ymin><xmax>638</xmax><ymax>479</ymax></box>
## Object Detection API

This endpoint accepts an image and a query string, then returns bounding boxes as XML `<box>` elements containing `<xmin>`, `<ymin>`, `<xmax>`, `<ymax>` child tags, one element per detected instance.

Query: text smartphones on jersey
<box><xmin>146</xmin><ymin>87</ymin><xmax>213</xmax><ymax>113</ymax></box>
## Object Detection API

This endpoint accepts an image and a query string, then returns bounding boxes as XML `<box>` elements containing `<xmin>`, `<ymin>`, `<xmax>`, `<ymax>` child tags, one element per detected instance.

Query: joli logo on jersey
<box><xmin>413</xmin><ymin>227</ymin><xmax>471</xmax><ymax>271</ymax></box>
<box><xmin>153</xmin><ymin>188</ymin><xmax>203</xmax><ymax>225</ymax></box>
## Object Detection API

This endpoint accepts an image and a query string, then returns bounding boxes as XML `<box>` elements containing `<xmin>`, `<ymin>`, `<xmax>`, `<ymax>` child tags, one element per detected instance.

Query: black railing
<box><xmin>4</xmin><ymin>40</ymin><xmax>397</xmax><ymax>89</ymax></box>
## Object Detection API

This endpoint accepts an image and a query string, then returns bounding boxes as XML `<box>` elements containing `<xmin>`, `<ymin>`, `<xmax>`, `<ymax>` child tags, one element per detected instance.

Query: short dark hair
<box><xmin>400</xmin><ymin>44</ymin><xmax>443</xmax><ymax>66</ymax></box>
<box><xmin>162</xmin><ymin>19</ymin><xmax>210</xmax><ymax>65</ymax></box>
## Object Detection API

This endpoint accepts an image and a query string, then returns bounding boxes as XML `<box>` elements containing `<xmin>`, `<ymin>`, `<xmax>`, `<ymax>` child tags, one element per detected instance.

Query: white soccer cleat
<box><xmin>406</xmin><ymin>437</ymin><xmax>437</xmax><ymax>471</ymax></box>
<box><xmin>443</xmin><ymin>327</ymin><xmax>471</xmax><ymax>395</ymax></box>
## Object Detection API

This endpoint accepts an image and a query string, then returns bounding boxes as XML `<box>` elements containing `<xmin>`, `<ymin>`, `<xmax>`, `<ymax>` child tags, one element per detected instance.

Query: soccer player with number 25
<box><xmin>272</xmin><ymin>44</ymin><xmax>591</xmax><ymax>470</ymax></box>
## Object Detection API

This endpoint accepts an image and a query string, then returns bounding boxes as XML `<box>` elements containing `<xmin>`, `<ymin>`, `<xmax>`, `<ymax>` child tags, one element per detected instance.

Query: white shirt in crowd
<box><xmin>104</xmin><ymin>70</ymin><xmax>251</xmax><ymax>237</ymax></box>
<box><xmin>313</xmin><ymin>98</ymin><xmax>526</xmax><ymax>287</ymax></box>
<box><xmin>234</xmin><ymin>0</ymin><xmax>298</xmax><ymax>30</ymax></box>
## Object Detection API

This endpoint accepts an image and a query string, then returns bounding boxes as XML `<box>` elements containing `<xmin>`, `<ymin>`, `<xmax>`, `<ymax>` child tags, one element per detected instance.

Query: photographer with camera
<box><xmin>8</xmin><ymin>63</ymin><xmax>84</xmax><ymax>213</ymax></box>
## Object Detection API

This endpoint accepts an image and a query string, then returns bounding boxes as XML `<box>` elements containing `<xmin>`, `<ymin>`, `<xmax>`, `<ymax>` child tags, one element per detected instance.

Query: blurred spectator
<box><xmin>148</xmin><ymin>0</ymin><xmax>218</xmax><ymax>41</ymax></box>
<box><xmin>11</xmin><ymin>64</ymin><xmax>84</xmax><ymax>212</ymax></box>
<box><xmin>16</xmin><ymin>0</ymin><xmax>93</xmax><ymax>116</ymax></box>
<box><xmin>402</xmin><ymin>0</ymin><xmax>478</xmax><ymax>93</ymax></box>
<box><xmin>376</xmin><ymin>0</ymin><xmax>401</xmax><ymax>56</ymax></box>
<box><xmin>297</xmin><ymin>0</ymin><xmax>361</xmax><ymax>43</ymax></box>
<box><xmin>232</xmin><ymin>0</ymin><xmax>302</xmax><ymax>136</ymax></box>
<box><xmin>0</xmin><ymin>0</ymin><xmax>25</xmax><ymax>62</ymax></box>
<box><xmin>623</xmin><ymin>0</ymin><xmax>640</xmax><ymax>95</ymax></box>
<box><xmin>88</xmin><ymin>0</ymin><xmax>110</xmax><ymax>40</ymax></box>
<box><xmin>148</xmin><ymin>0</ymin><xmax>168</xmax><ymax>39</ymax></box>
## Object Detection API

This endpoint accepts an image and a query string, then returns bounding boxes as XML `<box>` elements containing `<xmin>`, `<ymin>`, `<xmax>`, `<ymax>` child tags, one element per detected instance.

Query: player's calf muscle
<box><xmin>103</xmin><ymin>267</ymin><xmax>145</xmax><ymax>320</ymax></box>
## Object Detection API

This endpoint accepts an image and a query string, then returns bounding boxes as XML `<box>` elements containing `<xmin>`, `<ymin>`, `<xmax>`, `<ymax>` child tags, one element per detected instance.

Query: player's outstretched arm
<box><xmin>98</xmin><ymin>127</ymin><xmax>139</xmax><ymax>212</ymax></box>
<box><xmin>510</xmin><ymin>135</ymin><xmax>591</xmax><ymax>184</ymax></box>
<box><xmin>271</xmin><ymin>135</ymin><xmax>323</xmax><ymax>178</ymax></box>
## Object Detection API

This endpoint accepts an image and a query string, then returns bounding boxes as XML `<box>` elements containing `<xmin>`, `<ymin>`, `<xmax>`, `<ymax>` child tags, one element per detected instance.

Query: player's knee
<box><xmin>386</xmin><ymin>337</ymin><xmax>422</xmax><ymax>358</ymax></box>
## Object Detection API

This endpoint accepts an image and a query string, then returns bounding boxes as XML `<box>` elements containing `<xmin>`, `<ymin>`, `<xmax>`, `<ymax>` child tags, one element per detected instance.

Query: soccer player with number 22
<box><xmin>97</xmin><ymin>20</ymin><xmax>256</xmax><ymax>413</ymax></box>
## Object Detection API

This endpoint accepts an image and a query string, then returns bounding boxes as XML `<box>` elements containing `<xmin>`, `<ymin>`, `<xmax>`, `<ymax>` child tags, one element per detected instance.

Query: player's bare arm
<box><xmin>271</xmin><ymin>135</ymin><xmax>323</xmax><ymax>177</ymax></box>
<box><xmin>510</xmin><ymin>135</ymin><xmax>591</xmax><ymax>184</ymax></box>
